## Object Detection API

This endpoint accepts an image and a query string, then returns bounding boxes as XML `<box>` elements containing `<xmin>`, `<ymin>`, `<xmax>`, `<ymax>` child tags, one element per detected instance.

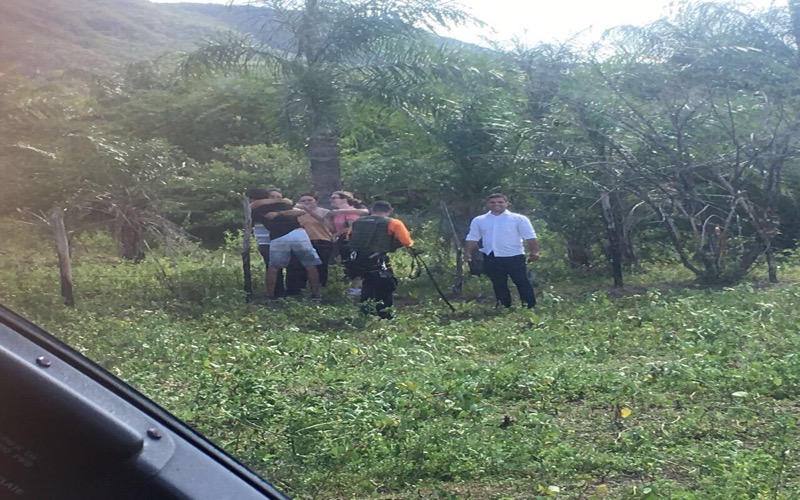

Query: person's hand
<box><xmin>264</xmin><ymin>212</ymin><xmax>279</xmax><ymax>220</ymax></box>
<box><xmin>528</xmin><ymin>252</ymin><xmax>540</xmax><ymax>262</ymax></box>
<box><xmin>463</xmin><ymin>251</ymin><xmax>472</xmax><ymax>262</ymax></box>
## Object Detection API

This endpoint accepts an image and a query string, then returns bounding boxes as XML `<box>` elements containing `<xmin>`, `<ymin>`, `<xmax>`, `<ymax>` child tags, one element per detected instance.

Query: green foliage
<box><xmin>100</xmin><ymin>72</ymin><xmax>285</xmax><ymax>162</ymax></box>
<box><xmin>561</xmin><ymin>3</ymin><xmax>800</xmax><ymax>283</ymax></box>
<box><xmin>4</xmin><ymin>218</ymin><xmax>800</xmax><ymax>498</ymax></box>
<box><xmin>164</xmin><ymin>144</ymin><xmax>311</xmax><ymax>245</ymax></box>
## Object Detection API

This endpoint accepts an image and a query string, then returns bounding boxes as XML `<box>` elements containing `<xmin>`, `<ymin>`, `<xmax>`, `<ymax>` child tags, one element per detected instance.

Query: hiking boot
<box><xmin>310</xmin><ymin>293</ymin><xmax>322</xmax><ymax>301</ymax></box>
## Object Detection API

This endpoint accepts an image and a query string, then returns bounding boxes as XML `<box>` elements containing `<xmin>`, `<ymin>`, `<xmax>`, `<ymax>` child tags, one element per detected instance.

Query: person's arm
<box><xmin>463</xmin><ymin>240</ymin><xmax>478</xmax><ymax>262</ymax></box>
<box><xmin>249</xmin><ymin>198</ymin><xmax>293</xmax><ymax>209</ymax></box>
<box><xmin>329</xmin><ymin>207</ymin><xmax>369</xmax><ymax>216</ymax></box>
<box><xmin>463</xmin><ymin>218</ymin><xmax>481</xmax><ymax>262</ymax></box>
<box><xmin>300</xmin><ymin>206</ymin><xmax>328</xmax><ymax>223</ymax></box>
<box><xmin>263</xmin><ymin>208</ymin><xmax>305</xmax><ymax>220</ymax></box>
<box><xmin>525</xmin><ymin>238</ymin><xmax>540</xmax><ymax>262</ymax></box>
<box><xmin>519</xmin><ymin>216</ymin><xmax>539</xmax><ymax>261</ymax></box>
<box><xmin>387</xmin><ymin>219</ymin><xmax>414</xmax><ymax>247</ymax></box>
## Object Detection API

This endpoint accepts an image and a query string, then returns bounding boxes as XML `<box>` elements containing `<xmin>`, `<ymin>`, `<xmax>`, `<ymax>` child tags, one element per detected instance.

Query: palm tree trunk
<box><xmin>306</xmin><ymin>133</ymin><xmax>342</xmax><ymax>204</ymax></box>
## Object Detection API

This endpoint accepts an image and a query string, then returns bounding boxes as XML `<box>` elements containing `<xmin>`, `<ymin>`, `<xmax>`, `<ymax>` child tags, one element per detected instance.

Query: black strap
<box><xmin>407</xmin><ymin>249</ymin><xmax>456</xmax><ymax>312</ymax></box>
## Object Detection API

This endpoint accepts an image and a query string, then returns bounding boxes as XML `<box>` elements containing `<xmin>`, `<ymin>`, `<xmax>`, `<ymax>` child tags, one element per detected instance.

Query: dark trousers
<box><xmin>359</xmin><ymin>271</ymin><xmax>398</xmax><ymax>319</ymax></box>
<box><xmin>286</xmin><ymin>240</ymin><xmax>335</xmax><ymax>292</ymax></box>
<box><xmin>337</xmin><ymin>237</ymin><xmax>362</xmax><ymax>279</ymax></box>
<box><xmin>258</xmin><ymin>245</ymin><xmax>284</xmax><ymax>297</ymax></box>
<box><xmin>483</xmin><ymin>253</ymin><xmax>536</xmax><ymax>308</ymax></box>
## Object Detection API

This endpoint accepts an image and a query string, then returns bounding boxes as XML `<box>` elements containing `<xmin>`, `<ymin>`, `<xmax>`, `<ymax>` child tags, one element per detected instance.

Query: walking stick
<box><xmin>406</xmin><ymin>248</ymin><xmax>456</xmax><ymax>312</ymax></box>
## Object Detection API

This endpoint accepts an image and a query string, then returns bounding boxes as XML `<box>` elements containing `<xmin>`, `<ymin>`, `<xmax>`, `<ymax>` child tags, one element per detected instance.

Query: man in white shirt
<box><xmin>463</xmin><ymin>193</ymin><xmax>539</xmax><ymax>308</ymax></box>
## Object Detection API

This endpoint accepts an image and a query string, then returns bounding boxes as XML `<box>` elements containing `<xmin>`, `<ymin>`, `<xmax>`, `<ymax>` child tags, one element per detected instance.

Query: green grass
<box><xmin>2</xmin><ymin>220</ymin><xmax>800</xmax><ymax>499</ymax></box>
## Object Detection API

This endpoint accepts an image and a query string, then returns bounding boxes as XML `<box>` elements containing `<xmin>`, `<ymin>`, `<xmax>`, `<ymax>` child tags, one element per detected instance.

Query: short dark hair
<box><xmin>299</xmin><ymin>192</ymin><xmax>317</xmax><ymax>200</ymax></box>
<box><xmin>485</xmin><ymin>193</ymin><xmax>508</xmax><ymax>203</ymax></box>
<box><xmin>371</xmin><ymin>200</ymin><xmax>392</xmax><ymax>213</ymax></box>
<box><xmin>245</xmin><ymin>187</ymin><xmax>270</xmax><ymax>200</ymax></box>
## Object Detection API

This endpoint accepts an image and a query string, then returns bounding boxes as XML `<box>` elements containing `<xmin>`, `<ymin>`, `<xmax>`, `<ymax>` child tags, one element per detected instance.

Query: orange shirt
<box><xmin>387</xmin><ymin>219</ymin><xmax>414</xmax><ymax>248</ymax></box>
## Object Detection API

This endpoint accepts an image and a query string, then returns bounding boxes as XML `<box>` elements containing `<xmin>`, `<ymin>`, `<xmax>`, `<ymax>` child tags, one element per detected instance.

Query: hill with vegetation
<box><xmin>0</xmin><ymin>0</ymin><xmax>277</xmax><ymax>75</ymax></box>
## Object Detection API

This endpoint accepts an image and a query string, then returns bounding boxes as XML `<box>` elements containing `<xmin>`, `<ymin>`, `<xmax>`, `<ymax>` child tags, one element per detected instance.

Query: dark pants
<box><xmin>258</xmin><ymin>245</ymin><xmax>285</xmax><ymax>297</ymax></box>
<box><xmin>359</xmin><ymin>270</ymin><xmax>398</xmax><ymax>319</ymax></box>
<box><xmin>483</xmin><ymin>253</ymin><xmax>536</xmax><ymax>308</ymax></box>
<box><xmin>336</xmin><ymin>237</ymin><xmax>362</xmax><ymax>279</ymax></box>
<box><xmin>286</xmin><ymin>240</ymin><xmax>335</xmax><ymax>292</ymax></box>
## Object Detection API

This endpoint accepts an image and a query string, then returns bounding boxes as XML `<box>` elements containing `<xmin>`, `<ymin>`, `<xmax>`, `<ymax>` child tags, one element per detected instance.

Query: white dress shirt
<box><xmin>465</xmin><ymin>210</ymin><xmax>537</xmax><ymax>257</ymax></box>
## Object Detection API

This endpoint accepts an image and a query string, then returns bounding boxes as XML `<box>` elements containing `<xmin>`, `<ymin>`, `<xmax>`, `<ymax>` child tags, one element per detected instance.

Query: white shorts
<box><xmin>269</xmin><ymin>229</ymin><xmax>322</xmax><ymax>268</ymax></box>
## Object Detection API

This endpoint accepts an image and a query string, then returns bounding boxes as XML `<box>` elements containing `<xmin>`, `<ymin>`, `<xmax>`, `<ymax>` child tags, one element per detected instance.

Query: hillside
<box><xmin>0</xmin><ymin>0</ymin><xmax>276</xmax><ymax>75</ymax></box>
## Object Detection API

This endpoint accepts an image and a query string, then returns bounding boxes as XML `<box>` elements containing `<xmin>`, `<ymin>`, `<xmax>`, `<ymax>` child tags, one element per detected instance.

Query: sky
<box><xmin>444</xmin><ymin>0</ymin><xmax>780</xmax><ymax>47</ymax></box>
<box><xmin>150</xmin><ymin>0</ymin><xmax>782</xmax><ymax>47</ymax></box>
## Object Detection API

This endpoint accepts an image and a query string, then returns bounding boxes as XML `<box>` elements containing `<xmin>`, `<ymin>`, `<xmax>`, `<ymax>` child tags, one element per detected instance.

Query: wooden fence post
<box><xmin>50</xmin><ymin>208</ymin><xmax>75</xmax><ymax>307</ymax></box>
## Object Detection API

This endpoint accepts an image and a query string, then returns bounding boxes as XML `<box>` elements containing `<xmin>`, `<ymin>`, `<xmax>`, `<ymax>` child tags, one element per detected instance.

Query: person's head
<box><xmin>298</xmin><ymin>192</ymin><xmax>318</xmax><ymax>209</ymax></box>
<box><xmin>245</xmin><ymin>187</ymin><xmax>270</xmax><ymax>200</ymax></box>
<box><xmin>265</xmin><ymin>188</ymin><xmax>283</xmax><ymax>199</ymax></box>
<box><xmin>485</xmin><ymin>193</ymin><xmax>509</xmax><ymax>214</ymax></box>
<box><xmin>330</xmin><ymin>190</ymin><xmax>359</xmax><ymax>208</ymax></box>
<box><xmin>370</xmin><ymin>200</ymin><xmax>393</xmax><ymax>215</ymax></box>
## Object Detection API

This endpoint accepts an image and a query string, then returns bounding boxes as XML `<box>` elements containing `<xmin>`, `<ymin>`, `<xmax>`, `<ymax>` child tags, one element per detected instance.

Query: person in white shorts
<box><xmin>250</xmin><ymin>188</ymin><xmax>322</xmax><ymax>299</ymax></box>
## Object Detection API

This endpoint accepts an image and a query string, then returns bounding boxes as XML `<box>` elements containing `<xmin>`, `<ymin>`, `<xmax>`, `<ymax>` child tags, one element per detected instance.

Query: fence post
<box><xmin>50</xmin><ymin>208</ymin><xmax>75</xmax><ymax>307</ymax></box>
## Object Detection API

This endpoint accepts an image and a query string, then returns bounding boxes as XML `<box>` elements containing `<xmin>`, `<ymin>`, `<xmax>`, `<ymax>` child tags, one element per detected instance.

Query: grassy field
<box><xmin>2</xmin><ymin>219</ymin><xmax>800</xmax><ymax>499</ymax></box>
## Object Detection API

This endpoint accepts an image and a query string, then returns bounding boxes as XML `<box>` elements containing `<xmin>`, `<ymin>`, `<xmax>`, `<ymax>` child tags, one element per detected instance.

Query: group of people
<box><xmin>246</xmin><ymin>188</ymin><xmax>540</xmax><ymax>318</ymax></box>
<box><xmin>246</xmin><ymin>187</ymin><xmax>414</xmax><ymax>318</ymax></box>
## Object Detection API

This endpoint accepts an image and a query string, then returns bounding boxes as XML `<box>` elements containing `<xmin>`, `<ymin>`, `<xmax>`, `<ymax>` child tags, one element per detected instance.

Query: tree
<box><xmin>501</xmin><ymin>41</ymin><xmax>640</xmax><ymax>285</ymax></box>
<box><xmin>164</xmin><ymin>143</ymin><xmax>310</xmax><ymax>245</ymax></box>
<box><xmin>92</xmin><ymin>60</ymin><xmax>286</xmax><ymax>163</ymax></box>
<box><xmin>62</xmin><ymin>137</ymin><xmax>190</xmax><ymax>261</ymax></box>
<box><xmin>186</xmin><ymin>0</ymin><xmax>477</xmax><ymax>203</ymax></box>
<box><xmin>0</xmin><ymin>70</ymin><xmax>191</xmax><ymax>260</ymax></box>
<box><xmin>567</xmin><ymin>1</ymin><xmax>800</xmax><ymax>283</ymax></box>
<box><xmin>0</xmin><ymin>72</ymin><xmax>89</xmax><ymax>216</ymax></box>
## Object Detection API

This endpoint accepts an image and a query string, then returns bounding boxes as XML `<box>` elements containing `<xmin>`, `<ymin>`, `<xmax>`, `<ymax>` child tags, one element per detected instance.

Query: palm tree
<box><xmin>186</xmin><ymin>0</ymin><xmax>478</xmax><ymax>202</ymax></box>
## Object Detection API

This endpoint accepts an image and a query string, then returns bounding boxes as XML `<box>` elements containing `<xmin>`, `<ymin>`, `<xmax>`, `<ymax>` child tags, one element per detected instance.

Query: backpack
<box><xmin>348</xmin><ymin>216</ymin><xmax>399</xmax><ymax>256</ymax></box>
<box><xmin>347</xmin><ymin>216</ymin><xmax>402</xmax><ymax>274</ymax></box>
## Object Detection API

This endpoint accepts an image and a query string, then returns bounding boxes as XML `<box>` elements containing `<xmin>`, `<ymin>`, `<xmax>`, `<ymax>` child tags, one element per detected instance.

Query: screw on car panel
<box><xmin>146</xmin><ymin>428</ymin><xmax>163</xmax><ymax>440</ymax></box>
<box><xmin>35</xmin><ymin>356</ymin><xmax>52</xmax><ymax>367</ymax></box>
